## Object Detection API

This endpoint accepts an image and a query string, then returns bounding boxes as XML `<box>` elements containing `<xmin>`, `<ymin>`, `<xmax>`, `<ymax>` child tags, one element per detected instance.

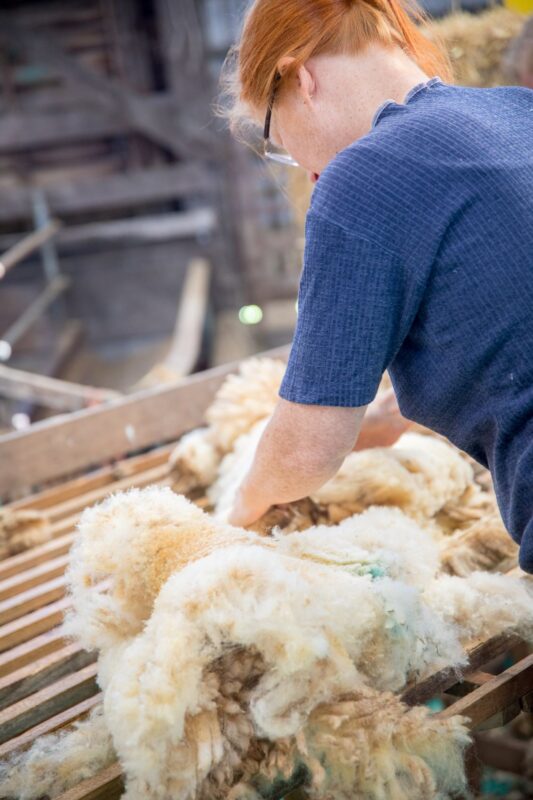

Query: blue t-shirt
<box><xmin>279</xmin><ymin>77</ymin><xmax>533</xmax><ymax>572</ymax></box>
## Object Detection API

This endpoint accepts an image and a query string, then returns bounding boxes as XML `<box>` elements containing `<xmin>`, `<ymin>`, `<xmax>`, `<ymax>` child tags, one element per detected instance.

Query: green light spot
<box><xmin>239</xmin><ymin>305</ymin><xmax>263</xmax><ymax>325</ymax></box>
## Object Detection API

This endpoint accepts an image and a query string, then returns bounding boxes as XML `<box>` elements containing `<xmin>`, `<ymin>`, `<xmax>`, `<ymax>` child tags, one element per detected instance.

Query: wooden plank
<box><xmin>165</xmin><ymin>258</ymin><xmax>211</xmax><ymax>377</ymax></box>
<box><xmin>0</xmin><ymin>629</ymin><xmax>66</xmax><ymax>678</ymax></box>
<box><xmin>0</xmin><ymin>162</ymin><xmax>212</xmax><ymax>223</ymax></box>
<box><xmin>0</xmin><ymin>346</ymin><xmax>290</xmax><ymax>499</ymax></box>
<box><xmin>0</xmin><ymin>663</ymin><xmax>98</xmax><ymax>743</ymax></box>
<box><xmin>0</xmin><ymin>596</ymin><xmax>70</xmax><ymax>652</ymax></box>
<box><xmin>0</xmin><ymin>693</ymin><xmax>101</xmax><ymax>760</ymax></box>
<box><xmin>439</xmin><ymin>653</ymin><xmax>533</xmax><ymax>729</ymax></box>
<box><xmin>0</xmin><ymin>221</ymin><xmax>61</xmax><ymax>279</ymax></box>
<box><xmin>46</xmin><ymin>464</ymin><xmax>171</xmax><ymax>523</ymax></box>
<box><xmin>0</xmin><ymin>575</ymin><xmax>67</xmax><ymax>625</ymax></box>
<box><xmin>0</xmin><ymin>555</ymin><xmax>70</xmax><ymax>601</ymax></box>
<box><xmin>0</xmin><ymin>364</ymin><xmax>119</xmax><ymax>411</ymax></box>
<box><xmin>0</xmin><ymin>17</ymin><xmax>214</xmax><ymax>161</ymax></box>
<box><xmin>56</xmin><ymin>763</ymin><xmax>123</xmax><ymax>800</ymax></box>
<box><xmin>402</xmin><ymin>632</ymin><xmax>524</xmax><ymax>706</ymax></box>
<box><xmin>0</xmin><ymin>642</ymin><xmax>95</xmax><ymax>710</ymax></box>
<box><xmin>10</xmin><ymin>443</ymin><xmax>175</xmax><ymax>513</ymax></box>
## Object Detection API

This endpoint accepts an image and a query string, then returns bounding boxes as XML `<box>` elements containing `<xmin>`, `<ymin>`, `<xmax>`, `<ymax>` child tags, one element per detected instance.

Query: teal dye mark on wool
<box><xmin>425</xmin><ymin>697</ymin><xmax>445</xmax><ymax>714</ymax></box>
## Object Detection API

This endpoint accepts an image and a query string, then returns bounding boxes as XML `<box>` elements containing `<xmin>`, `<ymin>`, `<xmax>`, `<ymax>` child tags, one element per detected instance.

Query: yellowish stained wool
<box><xmin>3</xmin><ymin>487</ymin><xmax>532</xmax><ymax>800</ymax></box>
<box><xmin>0</xmin><ymin>507</ymin><xmax>51</xmax><ymax>559</ymax></box>
<box><xmin>440</xmin><ymin>513</ymin><xmax>519</xmax><ymax>576</ymax></box>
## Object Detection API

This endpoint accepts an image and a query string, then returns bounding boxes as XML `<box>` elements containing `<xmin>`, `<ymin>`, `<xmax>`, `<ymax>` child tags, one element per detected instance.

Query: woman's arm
<box><xmin>354</xmin><ymin>387</ymin><xmax>411</xmax><ymax>450</ymax></box>
<box><xmin>228</xmin><ymin>398</ymin><xmax>366</xmax><ymax>527</ymax></box>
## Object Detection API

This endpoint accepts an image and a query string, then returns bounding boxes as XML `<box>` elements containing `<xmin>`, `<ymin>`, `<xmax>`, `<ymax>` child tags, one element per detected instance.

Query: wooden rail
<box><xmin>0</xmin><ymin>346</ymin><xmax>290</xmax><ymax>500</ymax></box>
<box><xmin>0</xmin><ymin>220</ymin><xmax>61</xmax><ymax>280</ymax></box>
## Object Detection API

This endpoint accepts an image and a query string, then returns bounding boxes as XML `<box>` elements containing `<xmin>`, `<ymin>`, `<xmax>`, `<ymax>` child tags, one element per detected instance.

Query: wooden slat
<box><xmin>0</xmin><ymin>642</ymin><xmax>95</xmax><ymax>709</ymax></box>
<box><xmin>10</xmin><ymin>443</ymin><xmax>175</xmax><ymax>512</ymax></box>
<box><xmin>45</xmin><ymin>463</ymin><xmax>171</xmax><ymax>523</ymax></box>
<box><xmin>0</xmin><ymin>554</ymin><xmax>70</xmax><ymax>601</ymax></box>
<box><xmin>0</xmin><ymin>693</ymin><xmax>101</xmax><ymax>760</ymax></box>
<box><xmin>0</xmin><ymin>575</ymin><xmax>67</xmax><ymax>625</ymax></box>
<box><xmin>0</xmin><ymin>596</ymin><xmax>70</xmax><ymax>652</ymax></box>
<box><xmin>401</xmin><ymin>632</ymin><xmax>524</xmax><ymax>706</ymax></box>
<box><xmin>0</xmin><ymin>663</ymin><xmax>98</xmax><ymax>743</ymax></box>
<box><xmin>56</xmin><ymin>763</ymin><xmax>123</xmax><ymax>800</ymax></box>
<box><xmin>439</xmin><ymin>653</ymin><xmax>533</xmax><ymax>728</ymax></box>
<box><xmin>0</xmin><ymin>629</ymin><xmax>66</xmax><ymax>678</ymax></box>
<box><xmin>0</xmin><ymin>346</ymin><xmax>289</xmax><ymax>499</ymax></box>
<box><xmin>0</xmin><ymin>532</ymin><xmax>75</xmax><ymax>581</ymax></box>
<box><xmin>0</xmin><ymin>162</ymin><xmax>212</xmax><ymax>223</ymax></box>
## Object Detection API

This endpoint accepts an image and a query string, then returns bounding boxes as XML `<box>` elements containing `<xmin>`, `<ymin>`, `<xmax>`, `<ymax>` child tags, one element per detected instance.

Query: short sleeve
<box><xmin>279</xmin><ymin>210</ymin><xmax>427</xmax><ymax>407</ymax></box>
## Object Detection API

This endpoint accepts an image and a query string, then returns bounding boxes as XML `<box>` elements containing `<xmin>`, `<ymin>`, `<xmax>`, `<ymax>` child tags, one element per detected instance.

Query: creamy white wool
<box><xmin>313</xmin><ymin>432</ymin><xmax>473</xmax><ymax>524</ymax></box>
<box><xmin>168</xmin><ymin>427</ymin><xmax>221</xmax><ymax>489</ymax></box>
<box><xmin>4</xmin><ymin>486</ymin><xmax>532</xmax><ymax>800</ymax></box>
<box><xmin>208</xmin><ymin>419</ymin><xmax>268</xmax><ymax>520</ymax></box>
<box><xmin>205</xmin><ymin>358</ymin><xmax>285</xmax><ymax>453</ymax></box>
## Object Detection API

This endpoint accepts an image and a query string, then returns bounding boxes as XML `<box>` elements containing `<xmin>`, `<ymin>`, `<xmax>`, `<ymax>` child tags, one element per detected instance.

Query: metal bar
<box><xmin>0</xmin><ymin>276</ymin><xmax>70</xmax><ymax>361</ymax></box>
<box><xmin>0</xmin><ymin>221</ymin><xmax>61</xmax><ymax>280</ymax></box>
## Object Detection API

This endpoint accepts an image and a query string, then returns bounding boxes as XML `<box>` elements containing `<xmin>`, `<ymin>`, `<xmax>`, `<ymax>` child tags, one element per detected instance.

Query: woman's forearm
<box><xmin>229</xmin><ymin>399</ymin><xmax>366</xmax><ymax>526</ymax></box>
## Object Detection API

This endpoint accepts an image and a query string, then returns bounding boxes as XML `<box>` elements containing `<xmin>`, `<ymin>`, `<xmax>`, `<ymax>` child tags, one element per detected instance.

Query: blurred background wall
<box><xmin>0</xmin><ymin>0</ymin><xmax>530</xmax><ymax>431</ymax></box>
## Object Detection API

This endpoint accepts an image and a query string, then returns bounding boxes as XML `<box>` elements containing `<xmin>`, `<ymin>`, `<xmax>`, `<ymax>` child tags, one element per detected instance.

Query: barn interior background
<box><xmin>0</xmin><ymin>0</ymin><xmax>530</xmax><ymax>433</ymax></box>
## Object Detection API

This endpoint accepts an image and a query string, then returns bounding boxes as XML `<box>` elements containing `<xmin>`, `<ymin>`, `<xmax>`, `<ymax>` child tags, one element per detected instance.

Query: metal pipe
<box><xmin>0</xmin><ymin>219</ymin><xmax>61</xmax><ymax>279</ymax></box>
<box><xmin>0</xmin><ymin>275</ymin><xmax>70</xmax><ymax>361</ymax></box>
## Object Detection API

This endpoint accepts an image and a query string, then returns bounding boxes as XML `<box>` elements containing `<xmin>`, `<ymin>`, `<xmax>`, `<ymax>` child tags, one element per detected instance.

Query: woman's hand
<box><xmin>228</xmin><ymin>485</ymin><xmax>270</xmax><ymax>528</ymax></box>
<box><xmin>353</xmin><ymin>388</ymin><xmax>410</xmax><ymax>450</ymax></box>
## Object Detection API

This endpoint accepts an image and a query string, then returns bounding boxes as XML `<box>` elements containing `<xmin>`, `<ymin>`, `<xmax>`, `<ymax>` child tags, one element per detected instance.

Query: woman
<box><xmin>226</xmin><ymin>0</ymin><xmax>533</xmax><ymax>573</ymax></box>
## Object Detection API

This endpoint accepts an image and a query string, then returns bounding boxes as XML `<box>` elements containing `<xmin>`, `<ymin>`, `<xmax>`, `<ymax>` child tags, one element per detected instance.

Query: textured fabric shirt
<box><xmin>279</xmin><ymin>78</ymin><xmax>533</xmax><ymax>572</ymax></box>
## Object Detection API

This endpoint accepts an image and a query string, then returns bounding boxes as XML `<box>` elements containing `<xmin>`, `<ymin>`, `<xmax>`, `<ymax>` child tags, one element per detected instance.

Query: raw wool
<box><xmin>223</xmin><ymin>688</ymin><xmax>470</xmax><ymax>800</ymax></box>
<box><xmin>168</xmin><ymin>427</ymin><xmax>221</xmax><ymax>495</ymax></box>
<box><xmin>0</xmin><ymin>507</ymin><xmax>51</xmax><ymax>559</ymax></box>
<box><xmin>0</xmin><ymin>705</ymin><xmax>115</xmax><ymax>799</ymax></box>
<box><xmin>440</xmin><ymin>513</ymin><xmax>519</xmax><ymax>577</ymax></box>
<box><xmin>7</xmin><ymin>486</ymin><xmax>533</xmax><ymax>800</ymax></box>
<box><xmin>312</xmin><ymin>432</ymin><xmax>474</xmax><ymax>528</ymax></box>
<box><xmin>205</xmin><ymin>357</ymin><xmax>286</xmax><ymax>453</ymax></box>
<box><xmin>423</xmin><ymin>6</ymin><xmax>526</xmax><ymax>88</ymax></box>
<box><xmin>424</xmin><ymin>571</ymin><xmax>533</xmax><ymax>645</ymax></box>
<box><xmin>63</xmin><ymin>487</ymin><xmax>265</xmax><ymax>655</ymax></box>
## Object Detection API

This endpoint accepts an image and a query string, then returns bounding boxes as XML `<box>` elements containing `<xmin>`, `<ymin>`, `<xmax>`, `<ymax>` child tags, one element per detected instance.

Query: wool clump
<box><xmin>2</xmin><ymin>486</ymin><xmax>532</xmax><ymax>800</ymax></box>
<box><xmin>0</xmin><ymin>507</ymin><xmax>52</xmax><ymax>559</ymax></box>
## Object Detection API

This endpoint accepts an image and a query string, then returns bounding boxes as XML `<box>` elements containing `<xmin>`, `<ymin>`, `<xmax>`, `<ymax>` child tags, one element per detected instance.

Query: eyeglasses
<box><xmin>263</xmin><ymin>74</ymin><xmax>300</xmax><ymax>168</ymax></box>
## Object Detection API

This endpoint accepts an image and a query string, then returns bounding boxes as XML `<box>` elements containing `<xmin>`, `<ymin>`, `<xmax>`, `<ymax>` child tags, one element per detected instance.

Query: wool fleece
<box><xmin>2</xmin><ymin>487</ymin><xmax>532</xmax><ymax>800</ymax></box>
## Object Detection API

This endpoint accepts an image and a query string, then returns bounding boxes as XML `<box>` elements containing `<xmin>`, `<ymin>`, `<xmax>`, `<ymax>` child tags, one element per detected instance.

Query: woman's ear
<box><xmin>296</xmin><ymin>63</ymin><xmax>316</xmax><ymax>104</ymax></box>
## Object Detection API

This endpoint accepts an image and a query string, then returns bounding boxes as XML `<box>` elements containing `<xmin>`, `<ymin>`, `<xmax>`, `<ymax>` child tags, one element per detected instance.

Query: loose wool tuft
<box><xmin>3</xmin><ymin>486</ymin><xmax>532</xmax><ymax>800</ymax></box>
<box><xmin>205</xmin><ymin>357</ymin><xmax>285</xmax><ymax>453</ymax></box>
<box><xmin>0</xmin><ymin>507</ymin><xmax>52</xmax><ymax>559</ymax></box>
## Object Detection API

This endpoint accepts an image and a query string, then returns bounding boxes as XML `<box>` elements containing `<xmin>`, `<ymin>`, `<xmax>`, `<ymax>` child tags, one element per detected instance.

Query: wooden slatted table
<box><xmin>0</xmin><ymin>350</ymin><xmax>531</xmax><ymax>799</ymax></box>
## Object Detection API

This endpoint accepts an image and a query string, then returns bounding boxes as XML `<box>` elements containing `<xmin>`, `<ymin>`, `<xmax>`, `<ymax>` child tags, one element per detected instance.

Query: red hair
<box><xmin>224</xmin><ymin>0</ymin><xmax>451</xmax><ymax>132</ymax></box>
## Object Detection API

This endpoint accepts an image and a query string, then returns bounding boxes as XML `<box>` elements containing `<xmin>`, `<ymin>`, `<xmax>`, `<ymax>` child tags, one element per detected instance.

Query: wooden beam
<box><xmin>0</xmin><ymin>364</ymin><xmax>119</xmax><ymax>411</ymax></box>
<box><xmin>0</xmin><ymin>96</ymin><xmax>179</xmax><ymax>153</ymax></box>
<box><xmin>0</xmin><ymin>221</ymin><xmax>61</xmax><ymax>279</ymax></box>
<box><xmin>0</xmin><ymin>163</ymin><xmax>213</xmax><ymax>223</ymax></box>
<box><xmin>0</xmin><ymin>16</ymin><xmax>215</xmax><ymax>160</ymax></box>
<box><xmin>136</xmin><ymin>258</ymin><xmax>211</xmax><ymax>387</ymax></box>
<box><xmin>0</xmin><ymin>346</ymin><xmax>290</xmax><ymax>500</ymax></box>
<box><xmin>439</xmin><ymin>653</ymin><xmax>533</xmax><ymax>729</ymax></box>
